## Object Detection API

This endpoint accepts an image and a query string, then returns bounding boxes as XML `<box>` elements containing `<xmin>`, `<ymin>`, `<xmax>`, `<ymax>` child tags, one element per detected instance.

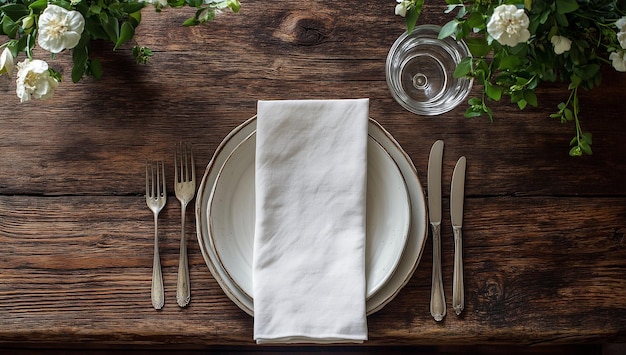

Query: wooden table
<box><xmin>1</xmin><ymin>0</ymin><xmax>625</xmax><ymax>351</ymax></box>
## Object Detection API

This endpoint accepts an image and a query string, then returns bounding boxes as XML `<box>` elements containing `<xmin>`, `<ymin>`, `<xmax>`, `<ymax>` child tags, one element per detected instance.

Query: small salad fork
<box><xmin>146</xmin><ymin>160</ymin><xmax>167</xmax><ymax>310</ymax></box>
<box><xmin>174</xmin><ymin>142</ymin><xmax>196</xmax><ymax>307</ymax></box>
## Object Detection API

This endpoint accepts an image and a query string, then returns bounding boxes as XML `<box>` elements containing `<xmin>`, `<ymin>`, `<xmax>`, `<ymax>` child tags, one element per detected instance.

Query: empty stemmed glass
<box><xmin>386</xmin><ymin>25</ymin><xmax>473</xmax><ymax>116</ymax></box>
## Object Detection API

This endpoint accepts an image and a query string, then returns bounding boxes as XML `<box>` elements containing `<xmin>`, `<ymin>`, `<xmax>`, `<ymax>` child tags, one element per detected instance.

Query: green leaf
<box><xmin>581</xmin><ymin>132</ymin><xmax>592</xmax><ymax>145</ymax></box>
<box><xmin>84</xmin><ymin>17</ymin><xmax>109</xmax><ymax>40</ymax></box>
<box><xmin>464</xmin><ymin>110</ymin><xmax>482</xmax><ymax>118</ymax></box>
<box><xmin>524</xmin><ymin>90</ymin><xmax>538</xmax><ymax>107</ymax></box>
<box><xmin>580</xmin><ymin>141</ymin><xmax>592</xmax><ymax>155</ymax></box>
<box><xmin>114</xmin><ymin>21</ymin><xmax>135</xmax><ymax>49</ymax></box>
<box><xmin>555</xmin><ymin>12</ymin><xmax>569</xmax><ymax>26</ymax></box>
<box><xmin>563</xmin><ymin>108</ymin><xmax>573</xmax><ymax>121</ymax></box>
<box><xmin>498</xmin><ymin>55</ymin><xmax>522</xmax><ymax>70</ymax></box>
<box><xmin>485</xmin><ymin>82</ymin><xmax>503</xmax><ymax>101</ymax></box>
<box><xmin>569</xmin><ymin>74</ymin><xmax>582</xmax><ymax>89</ymax></box>
<box><xmin>227</xmin><ymin>0</ymin><xmax>241</xmax><ymax>12</ymax></box>
<box><xmin>438</xmin><ymin>20</ymin><xmax>458</xmax><ymax>39</ymax></box>
<box><xmin>89</xmin><ymin>4</ymin><xmax>102</xmax><ymax>14</ymax></box>
<box><xmin>468</xmin><ymin>97</ymin><xmax>482</xmax><ymax>106</ymax></box>
<box><xmin>569</xmin><ymin>145</ymin><xmax>582</xmax><ymax>157</ymax></box>
<box><xmin>466</xmin><ymin>11</ymin><xmax>484</xmax><ymax>29</ymax></box>
<box><xmin>484</xmin><ymin>104</ymin><xmax>493</xmax><ymax>122</ymax></box>
<box><xmin>517</xmin><ymin>99</ymin><xmax>528</xmax><ymax>110</ymax></box>
<box><xmin>28</xmin><ymin>0</ymin><xmax>48</xmax><ymax>12</ymax></box>
<box><xmin>71</xmin><ymin>60</ymin><xmax>86</xmax><ymax>83</ymax></box>
<box><xmin>465</xmin><ymin>37</ymin><xmax>491</xmax><ymax>57</ymax></box>
<box><xmin>128</xmin><ymin>10</ymin><xmax>142</xmax><ymax>26</ymax></box>
<box><xmin>453</xmin><ymin>56</ymin><xmax>472</xmax><ymax>78</ymax></box>
<box><xmin>90</xmin><ymin>58</ymin><xmax>102</xmax><ymax>79</ymax></box>
<box><xmin>99</xmin><ymin>12</ymin><xmax>120</xmax><ymax>43</ymax></box>
<box><xmin>182</xmin><ymin>16</ymin><xmax>198</xmax><ymax>26</ymax></box>
<box><xmin>0</xmin><ymin>4</ymin><xmax>29</xmax><ymax>22</ymax></box>
<box><xmin>1</xmin><ymin>15</ymin><xmax>18</xmax><ymax>37</ymax></box>
<box><xmin>556</xmin><ymin>0</ymin><xmax>579</xmax><ymax>14</ymax></box>
<box><xmin>405</xmin><ymin>7</ymin><xmax>419</xmax><ymax>34</ymax></box>
<box><xmin>122</xmin><ymin>2</ymin><xmax>146</xmax><ymax>14</ymax></box>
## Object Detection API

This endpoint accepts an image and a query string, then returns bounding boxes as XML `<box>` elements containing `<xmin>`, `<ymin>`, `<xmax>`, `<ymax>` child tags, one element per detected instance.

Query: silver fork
<box><xmin>174</xmin><ymin>142</ymin><xmax>196</xmax><ymax>307</ymax></box>
<box><xmin>146</xmin><ymin>160</ymin><xmax>167</xmax><ymax>310</ymax></box>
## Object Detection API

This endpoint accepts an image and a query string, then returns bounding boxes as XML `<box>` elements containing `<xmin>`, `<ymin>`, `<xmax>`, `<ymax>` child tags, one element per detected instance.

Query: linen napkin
<box><xmin>253</xmin><ymin>98</ymin><xmax>369</xmax><ymax>344</ymax></box>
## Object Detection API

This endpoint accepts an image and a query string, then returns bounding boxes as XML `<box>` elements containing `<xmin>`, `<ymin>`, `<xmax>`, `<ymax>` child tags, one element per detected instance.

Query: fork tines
<box><xmin>175</xmin><ymin>142</ymin><xmax>194</xmax><ymax>184</ymax></box>
<box><xmin>146</xmin><ymin>160</ymin><xmax>167</xmax><ymax>201</ymax></box>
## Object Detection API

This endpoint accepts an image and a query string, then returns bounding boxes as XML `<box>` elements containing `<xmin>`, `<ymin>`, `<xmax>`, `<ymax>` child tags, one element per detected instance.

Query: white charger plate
<box><xmin>208</xmin><ymin>130</ymin><xmax>411</xmax><ymax>299</ymax></box>
<box><xmin>195</xmin><ymin>116</ymin><xmax>428</xmax><ymax>316</ymax></box>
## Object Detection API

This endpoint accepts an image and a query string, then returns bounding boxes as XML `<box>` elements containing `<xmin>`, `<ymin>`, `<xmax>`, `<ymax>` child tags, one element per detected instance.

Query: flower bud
<box><xmin>21</xmin><ymin>15</ymin><xmax>34</xmax><ymax>30</ymax></box>
<box><xmin>0</xmin><ymin>47</ymin><xmax>14</xmax><ymax>77</ymax></box>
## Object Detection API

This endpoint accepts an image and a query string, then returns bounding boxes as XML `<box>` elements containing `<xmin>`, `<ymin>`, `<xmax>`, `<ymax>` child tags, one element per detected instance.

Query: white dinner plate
<box><xmin>195</xmin><ymin>116</ymin><xmax>428</xmax><ymax>316</ymax></box>
<box><xmin>208</xmin><ymin>130</ymin><xmax>411</xmax><ymax>299</ymax></box>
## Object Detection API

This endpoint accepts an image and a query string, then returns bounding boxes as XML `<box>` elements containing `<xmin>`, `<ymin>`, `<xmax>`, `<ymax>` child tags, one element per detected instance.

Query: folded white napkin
<box><xmin>253</xmin><ymin>99</ymin><xmax>369</xmax><ymax>344</ymax></box>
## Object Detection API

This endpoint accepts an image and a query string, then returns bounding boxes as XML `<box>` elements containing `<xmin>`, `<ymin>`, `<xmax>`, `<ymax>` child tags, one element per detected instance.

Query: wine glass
<box><xmin>386</xmin><ymin>25</ymin><xmax>473</xmax><ymax>116</ymax></box>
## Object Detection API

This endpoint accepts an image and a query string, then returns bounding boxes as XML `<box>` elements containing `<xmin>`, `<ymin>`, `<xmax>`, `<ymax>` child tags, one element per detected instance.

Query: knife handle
<box><xmin>430</xmin><ymin>223</ymin><xmax>446</xmax><ymax>321</ymax></box>
<box><xmin>452</xmin><ymin>226</ymin><xmax>464</xmax><ymax>316</ymax></box>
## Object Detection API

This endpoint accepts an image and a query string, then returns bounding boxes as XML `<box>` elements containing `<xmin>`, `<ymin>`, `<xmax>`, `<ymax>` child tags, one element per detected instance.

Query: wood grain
<box><xmin>0</xmin><ymin>0</ymin><xmax>625</xmax><ymax>348</ymax></box>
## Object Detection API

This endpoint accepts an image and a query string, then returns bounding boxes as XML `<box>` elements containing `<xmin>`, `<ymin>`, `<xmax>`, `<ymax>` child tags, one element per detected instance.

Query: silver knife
<box><xmin>428</xmin><ymin>140</ymin><xmax>446</xmax><ymax>322</ymax></box>
<box><xmin>451</xmin><ymin>156</ymin><xmax>466</xmax><ymax>316</ymax></box>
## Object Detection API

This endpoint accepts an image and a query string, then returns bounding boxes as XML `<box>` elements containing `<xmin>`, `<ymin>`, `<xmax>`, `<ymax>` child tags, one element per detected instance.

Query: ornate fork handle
<box><xmin>152</xmin><ymin>213</ymin><xmax>164</xmax><ymax>310</ymax></box>
<box><xmin>176</xmin><ymin>200</ymin><xmax>191</xmax><ymax>307</ymax></box>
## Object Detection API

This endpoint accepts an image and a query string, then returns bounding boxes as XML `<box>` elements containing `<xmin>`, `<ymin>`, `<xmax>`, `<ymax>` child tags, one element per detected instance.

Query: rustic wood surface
<box><xmin>0</xmin><ymin>0</ymin><xmax>625</xmax><ymax>350</ymax></box>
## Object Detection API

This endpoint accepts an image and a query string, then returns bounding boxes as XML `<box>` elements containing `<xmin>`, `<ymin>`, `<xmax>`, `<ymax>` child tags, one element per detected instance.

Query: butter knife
<box><xmin>451</xmin><ymin>156</ymin><xmax>466</xmax><ymax>316</ymax></box>
<box><xmin>428</xmin><ymin>140</ymin><xmax>446</xmax><ymax>322</ymax></box>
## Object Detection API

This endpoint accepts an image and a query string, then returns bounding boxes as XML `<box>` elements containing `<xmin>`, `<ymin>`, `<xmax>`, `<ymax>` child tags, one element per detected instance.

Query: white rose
<box><xmin>616</xmin><ymin>16</ymin><xmax>626</xmax><ymax>32</ymax></box>
<box><xmin>395</xmin><ymin>0</ymin><xmax>408</xmax><ymax>17</ymax></box>
<box><xmin>15</xmin><ymin>59</ymin><xmax>59</xmax><ymax>102</ymax></box>
<box><xmin>609</xmin><ymin>51</ymin><xmax>626</xmax><ymax>72</ymax></box>
<box><xmin>142</xmin><ymin>0</ymin><xmax>168</xmax><ymax>7</ymax></box>
<box><xmin>550</xmin><ymin>35</ymin><xmax>572</xmax><ymax>55</ymax></box>
<box><xmin>487</xmin><ymin>4</ymin><xmax>530</xmax><ymax>47</ymax></box>
<box><xmin>37</xmin><ymin>4</ymin><xmax>85</xmax><ymax>54</ymax></box>
<box><xmin>0</xmin><ymin>47</ymin><xmax>14</xmax><ymax>77</ymax></box>
<box><xmin>618</xmin><ymin>31</ymin><xmax>626</xmax><ymax>50</ymax></box>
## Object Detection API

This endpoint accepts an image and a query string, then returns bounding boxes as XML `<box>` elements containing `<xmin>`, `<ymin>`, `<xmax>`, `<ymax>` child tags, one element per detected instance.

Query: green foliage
<box><xmin>399</xmin><ymin>0</ymin><xmax>626</xmax><ymax>157</ymax></box>
<box><xmin>0</xmin><ymin>0</ymin><xmax>241</xmax><ymax>84</ymax></box>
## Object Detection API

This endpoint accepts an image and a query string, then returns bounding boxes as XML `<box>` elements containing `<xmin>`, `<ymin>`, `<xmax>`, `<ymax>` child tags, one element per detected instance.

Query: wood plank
<box><xmin>0</xmin><ymin>195</ymin><xmax>624</xmax><ymax>345</ymax></box>
<box><xmin>1</xmin><ymin>3</ymin><xmax>624</xmax><ymax>197</ymax></box>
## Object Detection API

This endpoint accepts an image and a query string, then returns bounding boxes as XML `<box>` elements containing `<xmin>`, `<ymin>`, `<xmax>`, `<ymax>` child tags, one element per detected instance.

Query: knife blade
<box><xmin>450</xmin><ymin>156</ymin><xmax>466</xmax><ymax>316</ymax></box>
<box><xmin>427</xmin><ymin>140</ymin><xmax>446</xmax><ymax>322</ymax></box>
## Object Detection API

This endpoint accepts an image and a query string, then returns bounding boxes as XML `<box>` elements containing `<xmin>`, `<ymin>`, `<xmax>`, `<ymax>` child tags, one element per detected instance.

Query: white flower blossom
<box><xmin>609</xmin><ymin>51</ymin><xmax>626</xmax><ymax>72</ymax></box>
<box><xmin>487</xmin><ymin>4</ymin><xmax>530</xmax><ymax>47</ymax></box>
<box><xmin>395</xmin><ymin>0</ymin><xmax>408</xmax><ymax>17</ymax></box>
<box><xmin>617</xmin><ymin>31</ymin><xmax>626</xmax><ymax>50</ymax></box>
<box><xmin>550</xmin><ymin>35</ymin><xmax>572</xmax><ymax>55</ymax></box>
<box><xmin>616</xmin><ymin>16</ymin><xmax>626</xmax><ymax>32</ymax></box>
<box><xmin>37</xmin><ymin>4</ymin><xmax>85</xmax><ymax>54</ymax></box>
<box><xmin>142</xmin><ymin>0</ymin><xmax>168</xmax><ymax>7</ymax></box>
<box><xmin>15</xmin><ymin>59</ymin><xmax>59</xmax><ymax>102</ymax></box>
<box><xmin>0</xmin><ymin>47</ymin><xmax>14</xmax><ymax>77</ymax></box>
